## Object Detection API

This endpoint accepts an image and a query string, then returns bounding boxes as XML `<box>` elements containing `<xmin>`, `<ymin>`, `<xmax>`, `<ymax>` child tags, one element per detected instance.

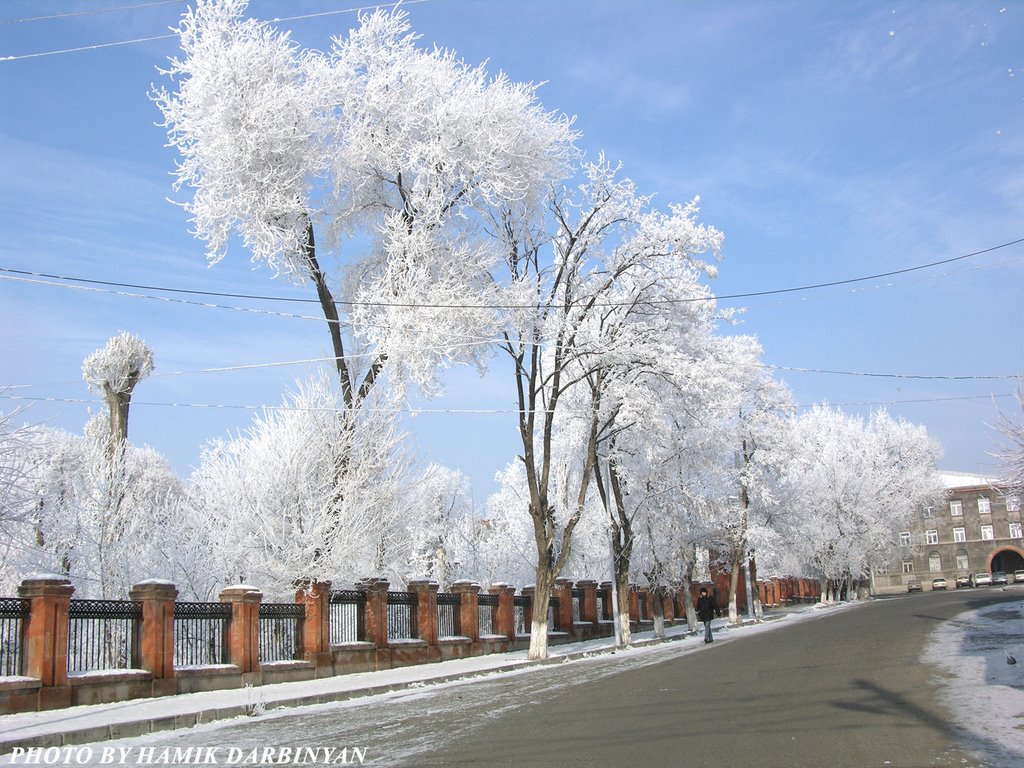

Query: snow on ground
<box><xmin>0</xmin><ymin>604</ymin><xmax>856</xmax><ymax>767</ymax></box>
<box><xmin>922</xmin><ymin>598</ymin><xmax>1024</xmax><ymax>766</ymax></box>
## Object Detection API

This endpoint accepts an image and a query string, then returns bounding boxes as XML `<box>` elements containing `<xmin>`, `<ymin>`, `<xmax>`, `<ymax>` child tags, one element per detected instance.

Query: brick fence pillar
<box><xmin>450</xmin><ymin>581</ymin><xmax>480</xmax><ymax>642</ymax></box>
<box><xmin>295</xmin><ymin>581</ymin><xmax>331</xmax><ymax>669</ymax></box>
<box><xmin>18</xmin><ymin>575</ymin><xmax>74</xmax><ymax>707</ymax></box>
<box><xmin>521</xmin><ymin>586</ymin><xmax>535</xmax><ymax>631</ymax></box>
<box><xmin>553</xmin><ymin>578</ymin><xmax>573</xmax><ymax>634</ymax></box>
<box><xmin>129</xmin><ymin>580</ymin><xmax>177</xmax><ymax>695</ymax></box>
<box><xmin>489</xmin><ymin>583</ymin><xmax>515</xmax><ymax>639</ymax></box>
<box><xmin>576</xmin><ymin>580</ymin><xmax>598</xmax><ymax>626</ymax></box>
<box><xmin>408</xmin><ymin>580</ymin><xmax>439</xmax><ymax>645</ymax></box>
<box><xmin>628</xmin><ymin>586</ymin><xmax>640</xmax><ymax>624</ymax></box>
<box><xmin>219</xmin><ymin>585</ymin><xmax>262</xmax><ymax>675</ymax></box>
<box><xmin>362</xmin><ymin>579</ymin><xmax>390</xmax><ymax>650</ymax></box>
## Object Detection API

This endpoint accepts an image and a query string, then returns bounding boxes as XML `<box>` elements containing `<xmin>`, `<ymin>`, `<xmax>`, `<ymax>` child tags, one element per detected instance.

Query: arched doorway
<box><xmin>987</xmin><ymin>546</ymin><xmax>1024</xmax><ymax>574</ymax></box>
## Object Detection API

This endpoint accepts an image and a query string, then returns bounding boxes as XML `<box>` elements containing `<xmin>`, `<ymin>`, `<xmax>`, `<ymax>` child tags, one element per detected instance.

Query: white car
<box><xmin>973</xmin><ymin>572</ymin><xmax>992</xmax><ymax>587</ymax></box>
<box><xmin>1015</xmin><ymin>570</ymin><xmax>1024</xmax><ymax>584</ymax></box>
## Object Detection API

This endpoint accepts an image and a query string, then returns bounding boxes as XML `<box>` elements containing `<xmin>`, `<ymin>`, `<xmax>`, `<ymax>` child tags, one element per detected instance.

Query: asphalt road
<box><xmin>410</xmin><ymin>588</ymin><xmax>1021</xmax><ymax>768</ymax></box>
<box><xmin>47</xmin><ymin>588</ymin><xmax>1019</xmax><ymax>768</ymax></box>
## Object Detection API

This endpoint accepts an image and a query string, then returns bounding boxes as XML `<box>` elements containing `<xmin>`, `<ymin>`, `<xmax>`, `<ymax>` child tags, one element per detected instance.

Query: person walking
<box><xmin>696</xmin><ymin>587</ymin><xmax>719</xmax><ymax>644</ymax></box>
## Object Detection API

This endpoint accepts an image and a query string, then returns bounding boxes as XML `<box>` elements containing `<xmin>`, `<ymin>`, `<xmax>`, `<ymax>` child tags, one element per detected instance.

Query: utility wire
<box><xmin>2</xmin><ymin>391</ymin><xmax>1014</xmax><ymax>415</ymax></box>
<box><xmin>0</xmin><ymin>0</ymin><xmax>430</xmax><ymax>61</ymax></box>
<box><xmin>2</xmin><ymin>235</ymin><xmax>1021</xmax><ymax>310</ymax></box>
<box><xmin>1</xmin><ymin>1</ymin><xmax>183</xmax><ymax>24</ymax></box>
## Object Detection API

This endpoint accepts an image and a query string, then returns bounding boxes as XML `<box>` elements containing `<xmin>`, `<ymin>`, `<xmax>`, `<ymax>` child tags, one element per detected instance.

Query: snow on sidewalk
<box><xmin>0</xmin><ymin>604</ymin><xmax>836</xmax><ymax>754</ymax></box>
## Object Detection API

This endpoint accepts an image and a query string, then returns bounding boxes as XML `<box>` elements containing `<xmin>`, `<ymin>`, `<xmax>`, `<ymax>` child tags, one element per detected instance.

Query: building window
<box><xmin>899</xmin><ymin>531</ymin><xmax>911</xmax><ymax>547</ymax></box>
<box><xmin>926</xmin><ymin>529</ymin><xmax>939</xmax><ymax>545</ymax></box>
<box><xmin>953</xmin><ymin>527</ymin><xmax>966</xmax><ymax>543</ymax></box>
<box><xmin>981</xmin><ymin>525</ymin><xmax>994</xmax><ymax>541</ymax></box>
<box><xmin>1010</xmin><ymin>522</ymin><xmax>1022</xmax><ymax>539</ymax></box>
<box><xmin>1007</xmin><ymin>496</ymin><xmax>1021</xmax><ymax>513</ymax></box>
<box><xmin>929</xmin><ymin>552</ymin><xmax>942</xmax><ymax>573</ymax></box>
<box><xmin>950</xmin><ymin>500</ymin><xmax>963</xmax><ymax>516</ymax></box>
<box><xmin>922</xmin><ymin>506</ymin><xmax>935</xmax><ymax>519</ymax></box>
<box><xmin>956</xmin><ymin>551</ymin><xmax>969</xmax><ymax>571</ymax></box>
<box><xmin>902</xmin><ymin>561</ymin><xmax>914</xmax><ymax>574</ymax></box>
<box><xmin>978</xmin><ymin>497</ymin><xmax>991</xmax><ymax>515</ymax></box>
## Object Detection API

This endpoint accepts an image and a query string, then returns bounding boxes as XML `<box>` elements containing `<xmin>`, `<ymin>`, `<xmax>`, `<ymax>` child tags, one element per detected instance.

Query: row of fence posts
<box><xmin>1</xmin><ymin>573</ymin><xmax>823</xmax><ymax>712</ymax></box>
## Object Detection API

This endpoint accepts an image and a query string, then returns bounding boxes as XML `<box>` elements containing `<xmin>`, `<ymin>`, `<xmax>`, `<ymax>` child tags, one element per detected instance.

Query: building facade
<box><xmin>884</xmin><ymin>471</ymin><xmax>1023</xmax><ymax>592</ymax></box>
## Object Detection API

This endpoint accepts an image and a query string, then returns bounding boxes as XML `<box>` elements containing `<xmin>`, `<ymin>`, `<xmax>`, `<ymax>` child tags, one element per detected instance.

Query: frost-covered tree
<box><xmin>767</xmin><ymin>405</ymin><xmax>942</xmax><ymax>601</ymax></box>
<box><xmin>82</xmin><ymin>332</ymin><xmax>154</xmax><ymax>455</ymax></box>
<box><xmin>152</xmin><ymin>0</ymin><xmax>575</xmax><ymax>401</ymax></box>
<box><xmin>490</xmin><ymin>158</ymin><xmax>722</xmax><ymax>657</ymax></box>
<box><xmin>186</xmin><ymin>373</ymin><xmax>410</xmax><ymax>596</ymax></box>
<box><xmin>993</xmin><ymin>383</ymin><xmax>1024</xmax><ymax>498</ymax></box>
<box><xmin>406</xmin><ymin>464</ymin><xmax>479</xmax><ymax>589</ymax></box>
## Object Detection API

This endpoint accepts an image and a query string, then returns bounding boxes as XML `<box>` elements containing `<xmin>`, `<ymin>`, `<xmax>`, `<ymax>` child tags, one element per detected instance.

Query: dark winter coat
<box><xmin>696</xmin><ymin>594</ymin><xmax>718</xmax><ymax>623</ymax></box>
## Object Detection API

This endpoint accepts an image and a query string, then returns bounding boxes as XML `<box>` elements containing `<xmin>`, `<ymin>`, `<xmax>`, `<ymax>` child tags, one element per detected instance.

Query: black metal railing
<box><xmin>0</xmin><ymin>597</ymin><xmax>29</xmax><ymax>676</ymax></box>
<box><xmin>67</xmin><ymin>599</ymin><xmax>142</xmax><ymax>672</ymax></box>
<box><xmin>173</xmin><ymin>601</ymin><xmax>231</xmax><ymax>667</ymax></box>
<box><xmin>387</xmin><ymin>591</ymin><xmax>418</xmax><ymax>640</ymax></box>
<box><xmin>571</xmin><ymin>588</ymin><xmax>585</xmax><ymax>623</ymax></box>
<box><xmin>436</xmin><ymin>592</ymin><xmax>460</xmax><ymax>638</ymax></box>
<box><xmin>477</xmin><ymin>593</ymin><xmax>498</xmax><ymax>635</ymax></box>
<box><xmin>258</xmin><ymin>603</ymin><xmax>304</xmax><ymax>662</ymax></box>
<box><xmin>328</xmin><ymin>589</ymin><xmax>366</xmax><ymax>644</ymax></box>
<box><xmin>513</xmin><ymin>594</ymin><xmax>531</xmax><ymax>635</ymax></box>
<box><xmin>597</xmin><ymin>589</ymin><xmax>611</xmax><ymax>621</ymax></box>
<box><xmin>548</xmin><ymin>595</ymin><xmax>560</xmax><ymax>631</ymax></box>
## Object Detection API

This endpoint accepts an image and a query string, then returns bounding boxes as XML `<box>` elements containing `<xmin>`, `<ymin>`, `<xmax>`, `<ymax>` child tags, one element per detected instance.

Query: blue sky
<box><xmin>1</xmin><ymin>0</ymin><xmax>1022</xmax><ymax>502</ymax></box>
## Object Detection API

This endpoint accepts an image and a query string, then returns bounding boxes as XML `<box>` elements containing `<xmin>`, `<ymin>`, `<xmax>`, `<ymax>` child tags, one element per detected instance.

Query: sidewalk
<box><xmin>1</xmin><ymin>613</ymin><xmax>781</xmax><ymax>754</ymax></box>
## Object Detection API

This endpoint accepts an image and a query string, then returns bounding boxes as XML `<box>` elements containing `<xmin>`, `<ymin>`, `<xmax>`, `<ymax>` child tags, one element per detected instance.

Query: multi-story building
<box><xmin>882</xmin><ymin>471</ymin><xmax>1023</xmax><ymax>593</ymax></box>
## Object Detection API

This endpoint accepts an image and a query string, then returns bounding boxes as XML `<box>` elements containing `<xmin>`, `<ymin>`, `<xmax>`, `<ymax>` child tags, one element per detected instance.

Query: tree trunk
<box><xmin>528</xmin><ymin>567</ymin><xmax>555</xmax><ymax>660</ymax></box>
<box><xmin>651</xmin><ymin>587</ymin><xmax>665</xmax><ymax>639</ymax></box>
<box><xmin>728</xmin><ymin>552</ymin><xmax>742</xmax><ymax>625</ymax></box>
<box><xmin>615</xmin><ymin>570</ymin><xmax>632</xmax><ymax>646</ymax></box>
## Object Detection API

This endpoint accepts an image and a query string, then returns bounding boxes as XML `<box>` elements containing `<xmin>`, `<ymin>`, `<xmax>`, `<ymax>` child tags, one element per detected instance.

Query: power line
<box><xmin>2</xmin><ymin>391</ymin><xmax>1015</xmax><ymax>415</ymax></box>
<box><xmin>2</xmin><ymin>235</ymin><xmax>1021</xmax><ymax>310</ymax></box>
<box><xmin>1</xmin><ymin>1</ymin><xmax>184</xmax><ymax>24</ymax></box>
<box><xmin>0</xmin><ymin>0</ymin><xmax>431</xmax><ymax>62</ymax></box>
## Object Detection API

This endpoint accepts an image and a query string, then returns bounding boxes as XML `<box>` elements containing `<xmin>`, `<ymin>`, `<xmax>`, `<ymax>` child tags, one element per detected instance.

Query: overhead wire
<box><xmin>2</xmin><ymin>235</ymin><xmax>1022</xmax><ymax>310</ymax></box>
<box><xmin>0</xmin><ymin>0</ymin><xmax>432</xmax><ymax>62</ymax></box>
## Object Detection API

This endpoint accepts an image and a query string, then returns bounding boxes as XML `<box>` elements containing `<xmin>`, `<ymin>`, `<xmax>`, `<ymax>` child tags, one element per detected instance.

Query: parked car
<box><xmin>955</xmin><ymin>574</ymin><xmax>973</xmax><ymax>588</ymax></box>
<box><xmin>1015</xmin><ymin>570</ymin><xmax>1024</xmax><ymax>584</ymax></box>
<box><xmin>931</xmin><ymin>577</ymin><xmax>947</xmax><ymax>590</ymax></box>
<box><xmin>991</xmin><ymin>571</ymin><xmax>1008</xmax><ymax>586</ymax></box>
<box><xmin>906</xmin><ymin>577</ymin><xmax>923</xmax><ymax>592</ymax></box>
<box><xmin>974</xmin><ymin>572</ymin><xmax>993</xmax><ymax>587</ymax></box>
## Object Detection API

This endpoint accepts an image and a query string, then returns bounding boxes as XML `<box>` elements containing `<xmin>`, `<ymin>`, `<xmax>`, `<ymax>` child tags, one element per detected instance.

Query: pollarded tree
<box><xmin>490</xmin><ymin>158</ymin><xmax>723</xmax><ymax>658</ymax></box>
<box><xmin>81</xmin><ymin>332</ymin><xmax>154</xmax><ymax>456</ymax></box>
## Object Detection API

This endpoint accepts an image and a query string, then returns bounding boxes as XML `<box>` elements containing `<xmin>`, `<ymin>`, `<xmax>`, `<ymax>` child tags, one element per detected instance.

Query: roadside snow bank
<box><xmin>922</xmin><ymin>599</ymin><xmax>1024</xmax><ymax>765</ymax></box>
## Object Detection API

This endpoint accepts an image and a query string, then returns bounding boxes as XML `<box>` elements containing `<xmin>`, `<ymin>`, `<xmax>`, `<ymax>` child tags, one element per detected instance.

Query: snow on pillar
<box><xmin>575</xmin><ymin>580</ymin><xmax>598</xmax><ymax>626</ymax></box>
<box><xmin>408</xmin><ymin>580</ymin><xmax>439</xmax><ymax>646</ymax></box>
<box><xmin>450</xmin><ymin>581</ymin><xmax>480</xmax><ymax>642</ymax></box>
<box><xmin>219</xmin><ymin>585</ymin><xmax>262</xmax><ymax>675</ymax></box>
<box><xmin>129</xmin><ymin>580</ymin><xmax>177</xmax><ymax>694</ymax></box>
<box><xmin>552</xmin><ymin>579</ymin><xmax>573</xmax><ymax>634</ymax></box>
<box><xmin>488</xmin><ymin>583</ymin><xmax>515</xmax><ymax>639</ymax></box>
<box><xmin>18</xmin><ymin>575</ymin><xmax>74</xmax><ymax>692</ymax></box>
<box><xmin>361</xmin><ymin>579</ymin><xmax>390</xmax><ymax>650</ymax></box>
<box><xmin>295</xmin><ymin>581</ymin><xmax>331</xmax><ymax>668</ymax></box>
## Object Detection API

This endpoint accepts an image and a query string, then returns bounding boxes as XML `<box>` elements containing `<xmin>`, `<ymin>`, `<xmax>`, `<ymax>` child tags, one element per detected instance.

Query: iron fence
<box><xmin>548</xmin><ymin>595</ymin><xmax>560</xmax><ymax>631</ymax></box>
<box><xmin>571</xmin><ymin>588</ymin><xmax>585</xmax><ymax>623</ymax></box>
<box><xmin>597</xmin><ymin>589</ymin><xmax>611</xmax><ymax>621</ymax></box>
<box><xmin>387</xmin><ymin>591</ymin><xmax>418</xmax><ymax>640</ymax></box>
<box><xmin>67</xmin><ymin>599</ymin><xmax>141</xmax><ymax>672</ymax></box>
<box><xmin>0</xmin><ymin>597</ymin><xmax>29</xmax><ymax>676</ymax></box>
<box><xmin>173</xmin><ymin>601</ymin><xmax>231</xmax><ymax>667</ymax></box>
<box><xmin>477</xmin><ymin>593</ymin><xmax>498</xmax><ymax>635</ymax></box>
<box><xmin>328</xmin><ymin>589</ymin><xmax>366</xmax><ymax>644</ymax></box>
<box><xmin>258</xmin><ymin>603</ymin><xmax>304</xmax><ymax>662</ymax></box>
<box><xmin>512</xmin><ymin>594</ymin><xmax>530</xmax><ymax>635</ymax></box>
<box><xmin>436</xmin><ymin>592</ymin><xmax>460</xmax><ymax>637</ymax></box>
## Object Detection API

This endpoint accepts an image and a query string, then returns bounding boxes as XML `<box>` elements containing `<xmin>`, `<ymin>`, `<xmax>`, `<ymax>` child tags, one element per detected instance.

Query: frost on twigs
<box><xmin>81</xmin><ymin>332</ymin><xmax>154</xmax><ymax>396</ymax></box>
